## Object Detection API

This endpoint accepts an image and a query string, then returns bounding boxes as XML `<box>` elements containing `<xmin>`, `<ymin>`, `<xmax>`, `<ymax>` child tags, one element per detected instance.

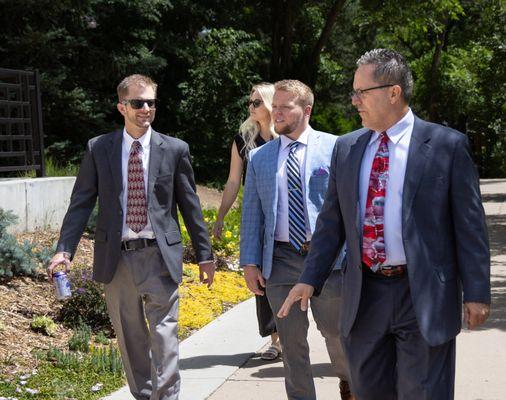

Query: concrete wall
<box><xmin>0</xmin><ymin>177</ymin><xmax>76</xmax><ymax>233</ymax></box>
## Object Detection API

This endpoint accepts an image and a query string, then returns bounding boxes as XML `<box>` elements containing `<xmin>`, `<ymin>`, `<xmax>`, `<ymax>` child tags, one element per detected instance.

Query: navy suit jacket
<box><xmin>300</xmin><ymin>116</ymin><xmax>490</xmax><ymax>346</ymax></box>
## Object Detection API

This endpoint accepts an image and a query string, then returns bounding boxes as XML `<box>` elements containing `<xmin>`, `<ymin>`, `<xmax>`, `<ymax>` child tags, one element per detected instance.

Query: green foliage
<box><xmin>86</xmin><ymin>205</ymin><xmax>99</xmax><ymax>235</ymax></box>
<box><xmin>177</xmin><ymin>28</ymin><xmax>265</xmax><ymax>182</ymax></box>
<box><xmin>30</xmin><ymin>316</ymin><xmax>58</xmax><ymax>337</ymax></box>
<box><xmin>0</xmin><ymin>209</ymin><xmax>39</xmax><ymax>279</ymax></box>
<box><xmin>179</xmin><ymin>203</ymin><xmax>241</xmax><ymax>267</ymax></box>
<box><xmin>68</xmin><ymin>324</ymin><xmax>92</xmax><ymax>352</ymax></box>
<box><xmin>1</xmin><ymin>0</ymin><xmax>505</xmax><ymax>180</ymax></box>
<box><xmin>94</xmin><ymin>331</ymin><xmax>110</xmax><ymax>345</ymax></box>
<box><xmin>0</xmin><ymin>344</ymin><xmax>124</xmax><ymax>399</ymax></box>
<box><xmin>58</xmin><ymin>267</ymin><xmax>113</xmax><ymax>335</ymax></box>
<box><xmin>20</xmin><ymin>155</ymin><xmax>80</xmax><ymax>178</ymax></box>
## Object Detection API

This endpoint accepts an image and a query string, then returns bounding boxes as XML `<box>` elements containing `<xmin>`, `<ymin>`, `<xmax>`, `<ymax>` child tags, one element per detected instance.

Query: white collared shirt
<box><xmin>121</xmin><ymin>127</ymin><xmax>155</xmax><ymax>240</ymax></box>
<box><xmin>359</xmin><ymin>108</ymin><xmax>414</xmax><ymax>266</ymax></box>
<box><xmin>274</xmin><ymin>127</ymin><xmax>312</xmax><ymax>242</ymax></box>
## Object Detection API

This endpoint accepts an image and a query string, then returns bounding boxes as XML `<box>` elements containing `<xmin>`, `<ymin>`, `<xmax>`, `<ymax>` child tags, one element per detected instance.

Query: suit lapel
<box><xmin>402</xmin><ymin>117</ymin><xmax>431</xmax><ymax>224</ymax></box>
<box><xmin>264</xmin><ymin>139</ymin><xmax>281</xmax><ymax>211</ymax></box>
<box><xmin>304</xmin><ymin>127</ymin><xmax>318</xmax><ymax>196</ymax></box>
<box><xmin>148</xmin><ymin>130</ymin><xmax>165</xmax><ymax>203</ymax></box>
<box><xmin>349</xmin><ymin>130</ymin><xmax>372</xmax><ymax>236</ymax></box>
<box><xmin>106</xmin><ymin>130</ymin><xmax>123</xmax><ymax>202</ymax></box>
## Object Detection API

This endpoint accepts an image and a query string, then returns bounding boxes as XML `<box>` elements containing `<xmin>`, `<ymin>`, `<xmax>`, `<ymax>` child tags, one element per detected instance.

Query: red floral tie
<box><xmin>126</xmin><ymin>141</ymin><xmax>147</xmax><ymax>233</ymax></box>
<box><xmin>362</xmin><ymin>131</ymin><xmax>389</xmax><ymax>271</ymax></box>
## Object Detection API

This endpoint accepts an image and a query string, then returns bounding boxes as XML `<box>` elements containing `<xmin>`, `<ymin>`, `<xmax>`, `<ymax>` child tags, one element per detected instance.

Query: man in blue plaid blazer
<box><xmin>240</xmin><ymin>80</ymin><xmax>353</xmax><ymax>400</ymax></box>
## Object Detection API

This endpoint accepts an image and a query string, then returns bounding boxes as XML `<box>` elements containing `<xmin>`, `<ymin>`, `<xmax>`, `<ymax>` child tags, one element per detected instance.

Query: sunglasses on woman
<box><xmin>248</xmin><ymin>99</ymin><xmax>263</xmax><ymax>108</ymax></box>
<box><xmin>122</xmin><ymin>99</ymin><xmax>157</xmax><ymax>109</ymax></box>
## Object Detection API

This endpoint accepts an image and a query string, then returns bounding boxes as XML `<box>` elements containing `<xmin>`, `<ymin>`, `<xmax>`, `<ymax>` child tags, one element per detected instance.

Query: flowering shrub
<box><xmin>178</xmin><ymin>263</ymin><xmax>251</xmax><ymax>338</ymax></box>
<box><xmin>179</xmin><ymin>205</ymin><xmax>241</xmax><ymax>267</ymax></box>
<box><xmin>58</xmin><ymin>266</ymin><xmax>113</xmax><ymax>335</ymax></box>
<box><xmin>58</xmin><ymin>262</ymin><xmax>250</xmax><ymax>340</ymax></box>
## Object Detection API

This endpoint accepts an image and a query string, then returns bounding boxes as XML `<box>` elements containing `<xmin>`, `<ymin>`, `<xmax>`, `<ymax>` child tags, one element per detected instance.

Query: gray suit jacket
<box><xmin>56</xmin><ymin>129</ymin><xmax>213</xmax><ymax>284</ymax></box>
<box><xmin>300</xmin><ymin>116</ymin><xmax>490</xmax><ymax>346</ymax></box>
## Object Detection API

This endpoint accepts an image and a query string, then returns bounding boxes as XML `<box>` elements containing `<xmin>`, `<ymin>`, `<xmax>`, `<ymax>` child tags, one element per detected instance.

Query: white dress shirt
<box><xmin>121</xmin><ymin>127</ymin><xmax>155</xmax><ymax>240</ymax></box>
<box><xmin>274</xmin><ymin>127</ymin><xmax>312</xmax><ymax>242</ymax></box>
<box><xmin>359</xmin><ymin>108</ymin><xmax>414</xmax><ymax>266</ymax></box>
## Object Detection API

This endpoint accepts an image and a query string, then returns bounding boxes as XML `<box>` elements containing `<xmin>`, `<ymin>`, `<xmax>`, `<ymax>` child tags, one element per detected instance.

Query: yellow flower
<box><xmin>224</xmin><ymin>231</ymin><xmax>232</xmax><ymax>239</ymax></box>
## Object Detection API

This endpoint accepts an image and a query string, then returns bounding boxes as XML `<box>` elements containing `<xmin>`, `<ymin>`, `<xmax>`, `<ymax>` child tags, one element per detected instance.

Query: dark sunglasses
<box><xmin>248</xmin><ymin>99</ymin><xmax>263</xmax><ymax>108</ymax></box>
<box><xmin>122</xmin><ymin>99</ymin><xmax>157</xmax><ymax>109</ymax></box>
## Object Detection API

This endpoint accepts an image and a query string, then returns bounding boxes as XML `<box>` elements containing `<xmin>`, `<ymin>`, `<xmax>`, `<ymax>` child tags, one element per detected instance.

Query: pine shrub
<box><xmin>0</xmin><ymin>208</ymin><xmax>52</xmax><ymax>279</ymax></box>
<box><xmin>68</xmin><ymin>324</ymin><xmax>92</xmax><ymax>352</ymax></box>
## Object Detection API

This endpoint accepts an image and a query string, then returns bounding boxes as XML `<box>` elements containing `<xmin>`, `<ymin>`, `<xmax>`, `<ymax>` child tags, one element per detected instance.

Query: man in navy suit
<box><xmin>241</xmin><ymin>80</ymin><xmax>353</xmax><ymax>399</ymax></box>
<box><xmin>278</xmin><ymin>49</ymin><xmax>491</xmax><ymax>399</ymax></box>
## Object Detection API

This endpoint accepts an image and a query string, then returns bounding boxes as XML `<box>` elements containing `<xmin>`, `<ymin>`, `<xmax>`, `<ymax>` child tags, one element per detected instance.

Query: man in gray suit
<box><xmin>47</xmin><ymin>74</ymin><xmax>215</xmax><ymax>400</ymax></box>
<box><xmin>241</xmin><ymin>80</ymin><xmax>353</xmax><ymax>400</ymax></box>
<box><xmin>279</xmin><ymin>49</ymin><xmax>491</xmax><ymax>399</ymax></box>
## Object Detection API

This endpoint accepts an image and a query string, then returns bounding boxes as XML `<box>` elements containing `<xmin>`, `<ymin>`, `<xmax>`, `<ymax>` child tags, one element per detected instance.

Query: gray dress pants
<box><xmin>104</xmin><ymin>245</ymin><xmax>180</xmax><ymax>400</ymax></box>
<box><xmin>266</xmin><ymin>242</ymin><xmax>349</xmax><ymax>400</ymax></box>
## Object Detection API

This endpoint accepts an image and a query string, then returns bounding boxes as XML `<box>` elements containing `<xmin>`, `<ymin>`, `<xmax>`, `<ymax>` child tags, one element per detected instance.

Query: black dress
<box><xmin>234</xmin><ymin>133</ymin><xmax>277</xmax><ymax>337</ymax></box>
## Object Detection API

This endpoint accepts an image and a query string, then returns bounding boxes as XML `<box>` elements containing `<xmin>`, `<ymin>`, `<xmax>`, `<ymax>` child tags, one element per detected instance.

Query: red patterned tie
<box><xmin>126</xmin><ymin>141</ymin><xmax>147</xmax><ymax>233</ymax></box>
<box><xmin>362</xmin><ymin>131</ymin><xmax>389</xmax><ymax>271</ymax></box>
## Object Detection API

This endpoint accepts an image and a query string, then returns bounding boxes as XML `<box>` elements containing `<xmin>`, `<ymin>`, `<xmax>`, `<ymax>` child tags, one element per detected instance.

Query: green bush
<box><xmin>30</xmin><ymin>316</ymin><xmax>57</xmax><ymax>336</ymax></box>
<box><xmin>94</xmin><ymin>331</ymin><xmax>110</xmax><ymax>345</ymax></box>
<box><xmin>0</xmin><ymin>209</ymin><xmax>39</xmax><ymax>279</ymax></box>
<box><xmin>68</xmin><ymin>324</ymin><xmax>92</xmax><ymax>352</ymax></box>
<box><xmin>179</xmin><ymin>203</ymin><xmax>241</xmax><ymax>269</ymax></box>
<box><xmin>58</xmin><ymin>268</ymin><xmax>113</xmax><ymax>335</ymax></box>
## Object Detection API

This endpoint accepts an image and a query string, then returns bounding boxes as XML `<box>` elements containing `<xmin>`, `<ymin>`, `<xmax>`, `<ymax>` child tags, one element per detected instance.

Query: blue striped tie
<box><xmin>287</xmin><ymin>141</ymin><xmax>306</xmax><ymax>251</ymax></box>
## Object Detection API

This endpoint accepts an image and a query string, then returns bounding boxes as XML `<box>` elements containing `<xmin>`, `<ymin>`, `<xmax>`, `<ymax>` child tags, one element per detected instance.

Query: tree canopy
<box><xmin>1</xmin><ymin>0</ymin><xmax>504</xmax><ymax>181</ymax></box>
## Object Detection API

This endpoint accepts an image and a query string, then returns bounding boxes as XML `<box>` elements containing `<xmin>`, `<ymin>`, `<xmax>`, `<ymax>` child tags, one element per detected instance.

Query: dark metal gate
<box><xmin>0</xmin><ymin>68</ymin><xmax>45</xmax><ymax>177</ymax></box>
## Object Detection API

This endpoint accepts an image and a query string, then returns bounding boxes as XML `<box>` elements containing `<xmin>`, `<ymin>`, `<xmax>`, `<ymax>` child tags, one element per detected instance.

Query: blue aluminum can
<box><xmin>53</xmin><ymin>271</ymin><xmax>72</xmax><ymax>300</ymax></box>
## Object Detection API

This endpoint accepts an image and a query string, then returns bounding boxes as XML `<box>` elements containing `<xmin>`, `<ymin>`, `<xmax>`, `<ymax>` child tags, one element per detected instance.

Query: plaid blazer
<box><xmin>240</xmin><ymin>127</ymin><xmax>339</xmax><ymax>279</ymax></box>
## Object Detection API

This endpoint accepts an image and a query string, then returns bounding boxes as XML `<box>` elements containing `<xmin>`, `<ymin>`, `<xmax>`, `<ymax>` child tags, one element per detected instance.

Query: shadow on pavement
<box><xmin>250</xmin><ymin>362</ymin><xmax>336</xmax><ymax>379</ymax></box>
<box><xmin>179</xmin><ymin>353</ymin><xmax>255</xmax><ymax>370</ymax></box>
<box><xmin>482</xmin><ymin>193</ymin><xmax>506</xmax><ymax>203</ymax></box>
<box><xmin>486</xmin><ymin>214</ymin><xmax>506</xmax><ymax>259</ymax></box>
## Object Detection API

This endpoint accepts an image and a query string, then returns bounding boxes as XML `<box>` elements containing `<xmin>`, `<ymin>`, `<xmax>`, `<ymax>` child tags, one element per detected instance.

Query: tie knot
<box><xmin>380</xmin><ymin>131</ymin><xmax>389</xmax><ymax>142</ymax></box>
<box><xmin>289</xmin><ymin>141</ymin><xmax>299</xmax><ymax>152</ymax></box>
<box><xmin>131</xmin><ymin>141</ymin><xmax>142</xmax><ymax>153</ymax></box>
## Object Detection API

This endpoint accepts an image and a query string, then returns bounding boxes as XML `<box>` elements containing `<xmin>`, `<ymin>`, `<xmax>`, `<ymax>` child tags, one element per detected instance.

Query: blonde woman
<box><xmin>213</xmin><ymin>82</ymin><xmax>281</xmax><ymax>360</ymax></box>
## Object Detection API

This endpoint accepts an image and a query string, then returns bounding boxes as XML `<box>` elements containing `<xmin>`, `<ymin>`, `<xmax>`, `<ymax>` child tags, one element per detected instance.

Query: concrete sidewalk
<box><xmin>103</xmin><ymin>179</ymin><xmax>506</xmax><ymax>400</ymax></box>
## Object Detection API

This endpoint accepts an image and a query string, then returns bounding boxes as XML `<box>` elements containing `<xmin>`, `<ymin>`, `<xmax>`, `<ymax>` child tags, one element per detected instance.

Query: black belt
<box><xmin>274</xmin><ymin>240</ymin><xmax>311</xmax><ymax>256</ymax></box>
<box><xmin>362</xmin><ymin>263</ymin><xmax>407</xmax><ymax>278</ymax></box>
<box><xmin>121</xmin><ymin>238</ymin><xmax>157</xmax><ymax>251</ymax></box>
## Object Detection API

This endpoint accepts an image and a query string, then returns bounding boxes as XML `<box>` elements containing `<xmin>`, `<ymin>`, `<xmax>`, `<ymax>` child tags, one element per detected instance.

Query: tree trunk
<box><xmin>306</xmin><ymin>0</ymin><xmax>346</xmax><ymax>86</ymax></box>
<box><xmin>269</xmin><ymin>0</ymin><xmax>303</xmax><ymax>81</ymax></box>
<box><xmin>427</xmin><ymin>18</ymin><xmax>449</xmax><ymax>122</ymax></box>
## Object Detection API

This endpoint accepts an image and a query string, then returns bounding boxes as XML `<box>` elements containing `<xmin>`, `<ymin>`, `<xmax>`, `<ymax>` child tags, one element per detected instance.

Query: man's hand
<box><xmin>199</xmin><ymin>261</ymin><xmax>216</xmax><ymax>288</ymax></box>
<box><xmin>47</xmin><ymin>252</ymin><xmax>71</xmax><ymax>282</ymax></box>
<box><xmin>212</xmin><ymin>219</ymin><xmax>224</xmax><ymax>240</ymax></box>
<box><xmin>464</xmin><ymin>302</ymin><xmax>490</xmax><ymax>329</ymax></box>
<box><xmin>277</xmin><ymin>283</ymin><xmax>315</xmax><ymax>318</ymax></box>
<box><xmin>243</xmin><ymin>265</ymin><xmax>265</xmax><ymax>295</ymax></box>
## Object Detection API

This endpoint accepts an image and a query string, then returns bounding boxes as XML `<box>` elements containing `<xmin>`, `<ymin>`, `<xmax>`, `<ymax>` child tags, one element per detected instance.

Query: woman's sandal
<box><xmin>260</xmin><ymin>345</ymin><xmax>281</xmax><ymax>360</ymax></box>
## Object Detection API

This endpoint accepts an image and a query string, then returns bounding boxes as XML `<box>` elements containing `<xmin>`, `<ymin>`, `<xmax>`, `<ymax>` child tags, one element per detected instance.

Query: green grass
<box><xmin>0</xmin><ymin>347</ymin><xmax>125</xmax><ymax>399</ymax></box>
<box><xmin>19</xmin><ymin>156</ymin><xmax>79</xmax><ymax>178</ymax></box>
